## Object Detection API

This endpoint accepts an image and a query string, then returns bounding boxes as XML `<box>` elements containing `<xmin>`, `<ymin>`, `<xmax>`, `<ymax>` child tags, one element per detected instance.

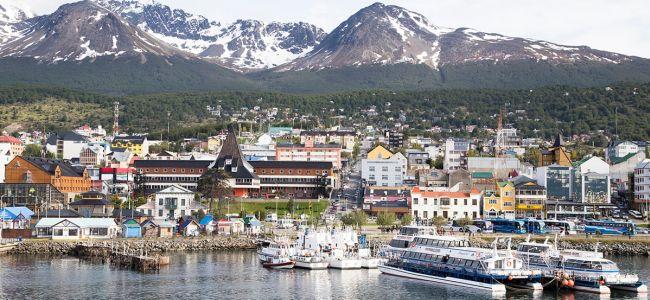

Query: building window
<box><xmin>413</xmin><ymin>198</ymin><xmax>418</xmax><ymax>205</ymax></box>
<box><xmin>158</xmin><ymin>210</ymin><xmax>163</xmax><ymax>217</ymax></box>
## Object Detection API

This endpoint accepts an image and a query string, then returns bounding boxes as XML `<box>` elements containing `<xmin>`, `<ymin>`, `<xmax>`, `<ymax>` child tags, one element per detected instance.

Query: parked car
<box><xmin>629</xmin><ymin>210</ymin><xmax>643</xmax><ymax>219</ymax></box>
<box><xmin>464</xmin><ymin>225</ymin><xmax>483</xmax><ymax>233</ymax></box>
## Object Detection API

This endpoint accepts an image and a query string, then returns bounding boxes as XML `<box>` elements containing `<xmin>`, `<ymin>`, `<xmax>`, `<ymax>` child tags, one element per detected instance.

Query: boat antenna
<box><xmin>525</xmin><ymin>234</ymin><xmax>531</xmax><ymax>243</ymax></box>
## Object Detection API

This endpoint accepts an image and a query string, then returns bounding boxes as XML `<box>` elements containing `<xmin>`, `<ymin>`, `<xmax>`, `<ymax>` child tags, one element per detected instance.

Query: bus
<box><xmin>518</xmin><ymin>219</ymin><xmax>546</xmax><ymax>234</ymax></box>
<box><xmin>543</xmin><ymin>220</ymin><xmax>577</xmax><ymax>235</ymax></box>
<box><xmin>584</xmin><ymin>220</ymin><xmax>636</xmax><ymax>235</ymax></box>
<box><xmin>487</xmin><ymin>219</ymin><xmax>526</xmax><ymax>234</ymax></box>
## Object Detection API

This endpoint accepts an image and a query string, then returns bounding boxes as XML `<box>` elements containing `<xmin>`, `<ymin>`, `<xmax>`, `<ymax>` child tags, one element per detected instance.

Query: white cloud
<box><xmin>18</xmin><ymin>0</ymin><xmax>650</xmax><ymax>57</ymax></box>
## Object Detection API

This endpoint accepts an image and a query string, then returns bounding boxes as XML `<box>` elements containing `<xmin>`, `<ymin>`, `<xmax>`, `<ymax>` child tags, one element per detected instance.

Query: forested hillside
<box><xmin>0</xmin><ymin>82</ymin><xmax>647</xmax><ymax>140</ymax></box>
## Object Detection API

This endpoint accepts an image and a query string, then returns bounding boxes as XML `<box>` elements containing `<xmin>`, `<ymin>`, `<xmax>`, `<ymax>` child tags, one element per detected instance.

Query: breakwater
<box><xmin>9</xmin><ymin>236</ymin><xmax>258</xmax><ymax>255</ymax></box>
<box><xmin>367</xmin><ymin>234</ymin><xmax>650</xmax><ymax>256</ymax></box>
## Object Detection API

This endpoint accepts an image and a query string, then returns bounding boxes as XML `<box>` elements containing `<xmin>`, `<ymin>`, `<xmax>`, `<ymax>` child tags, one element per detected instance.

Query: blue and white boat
<box><xmin>379</xmin><ymin>234</ymin><xmax>543</xmax><ymax>294</ymax></box>
<box><xmin>515</xmin><ymin>238</ymin><xmax>647</xmax><ymax>294</ymax></box>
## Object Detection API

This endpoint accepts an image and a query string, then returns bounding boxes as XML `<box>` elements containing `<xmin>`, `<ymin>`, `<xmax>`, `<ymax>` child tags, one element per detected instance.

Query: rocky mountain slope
<box><xmin>94</xmin><ymin>0</ymin><xmax>326</xmax><ymax>70</ymax></box>
<box><xmin>281</xmin><ymin>3</ymin><xmax>633</xmax><ymax>71</ymax></box>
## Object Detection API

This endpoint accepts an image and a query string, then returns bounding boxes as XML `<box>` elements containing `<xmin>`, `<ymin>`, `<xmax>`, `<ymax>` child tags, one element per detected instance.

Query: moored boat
<box><xmin>515</xmin><ymin>238</ymin><xmax>647</xmax><ymax>294</ymax></box>
<box><xmin>379</xmin><ymin>234</ymin><xmax>543</xmax><ymax>294</ymax></box>
<box><xmin>262</xmin><ymin>257</ymin><xmax>296</xmax><ymax>269</ymax></box>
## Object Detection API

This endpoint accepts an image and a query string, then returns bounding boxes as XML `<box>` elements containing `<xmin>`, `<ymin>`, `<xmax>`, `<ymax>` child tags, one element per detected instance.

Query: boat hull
<box><xmin>329</xmin><ymin>258</ymin><xmax>362</xmax><ymax>269</ymax></box>
<box><xmin>263</xmin><ymin>261</ymin><xmax>295</xmax><ymax>269</ymax></box>
<box><xmin>361</xmin><ymin>258</ymin><xmax>380</xmax><ymax>269</ymax></box>
<box><xmin>378</xmin><ymin>265</ymin><xmax>506</xmax><ymax>293</ymax></box>
<box><xmin>295</xmin><ymin>261</ymin><xmax>329</xmax><ymax>270</ymax></box>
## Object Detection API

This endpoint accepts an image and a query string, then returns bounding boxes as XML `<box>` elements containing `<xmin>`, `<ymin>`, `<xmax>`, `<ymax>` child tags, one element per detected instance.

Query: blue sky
<box><xmin>20</xmin><ymin>0</ymin><xmax>650</xmax><ymax>58</ymax></box>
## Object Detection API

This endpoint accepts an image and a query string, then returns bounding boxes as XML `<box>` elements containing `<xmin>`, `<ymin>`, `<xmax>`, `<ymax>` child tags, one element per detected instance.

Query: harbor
<box><xmin>0</xmin><ymin>250</ymin><xmax>647</xmax><ymax>300</ymax></box>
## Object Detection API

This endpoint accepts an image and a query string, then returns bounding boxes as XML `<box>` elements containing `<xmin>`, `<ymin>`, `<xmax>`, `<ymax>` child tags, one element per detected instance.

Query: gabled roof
<box><xmin>199</xmin><ymin>214</ymin><xmax>214</xmax><ymax>226</ymax></box>
<box><xmin>35</xmin><ymin>218</ymin><xmax>117</xmax><ymax>228</ymax></box>
<box><xmin>22</xmin><ymin>157</ymin><xmax>86</xmax><ymax>177</ymax></box>
<box><xmin>134</xmin><ymin>159</ymin><xmax>212</xmax><ymax>169</ymax></box>
<box><xmin>156</xmin><ymin>184</ymin><xmax>194</xmax><ymax>194</ymax></box>
<box><xmin>0</xmin><ymin>135</ymin><xmax>22</xmax><ymax>145</ymax></box>
<box><xmin>472</xmin><ymin>172</ymin><xmax>493</xmax><ymax>179</ymax></box>
<box><xmin>0</xmin><ymin>207</ymin><xmax>35</xmax><ymax>220</ymax></box>
<box><xmin>214</xmin><ymin>131</ymin><xmax>257</xmax><ymax>179</ymax></box>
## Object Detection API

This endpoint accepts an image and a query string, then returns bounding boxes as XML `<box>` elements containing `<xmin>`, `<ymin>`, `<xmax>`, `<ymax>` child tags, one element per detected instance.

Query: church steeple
<box><xmin>553</xmin><ymin>133</ymin><xmax>564</xmax><ymax>148</ymax></box>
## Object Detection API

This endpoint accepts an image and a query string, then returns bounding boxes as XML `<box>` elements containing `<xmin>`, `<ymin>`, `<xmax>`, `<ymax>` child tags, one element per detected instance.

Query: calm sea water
<box><xmin>0</xmin><ymin>251</ymin><xmax>648</xmax><ymax>300</ymax></box>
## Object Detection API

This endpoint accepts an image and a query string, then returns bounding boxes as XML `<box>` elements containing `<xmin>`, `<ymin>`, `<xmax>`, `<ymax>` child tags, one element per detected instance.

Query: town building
<box><xmin>0</xmin><ymin>135</ymin><xmax>24</xmax><ymax>157</ymax></box>
<box><xmin>482</xmin><ymin>181</ymin><xmax>516</xmax><ymax>219</ymax></box>
<box><xmin>537</xmin><ymin>134</ymin><xmax>572</xmax><ymax>167</ymax></box>
<box><xmin>1</xmin><ymin>156</ymin><xmax>91</xmax><ymax>207</ymax></box>
<box><xmin>248</xmin><ymin>160</ymin><xmax>335</xmax><ymax>199</ymax></box>
<box><xmin>362</xmin><ymin>186</ymin><xmax>410</xmax><ymax>212</ymax></box>
<box><xmin>607</xmin><ymin>141</ymin><xmax>640</xmax><ymax>162</ymax></box>
<box><xmin>467</xmin><ymin>156</ymin><xmax>524</xmax><ymax>180</ymax></box>
<box><xmin>384</xmin><ymin>130</ymin><xmax>405</xmax><ymax>149</ymax></box>
<box><xmin>275</xmin><ymin>137</ymin><xmax>342</xmax><ymax>169</ymax></box>
<box><xmin>46</xmin><ymin>131</ymin><xmax>89</xmax><ymax>160</ymax></box>
<box><xmin>512</xmin><ymin>177</ymin><xmax>547</xmax><ymax>218</ymax></box>
<box><xmin>68</xmin><ymin>190</ymin><xmax>114</xmax><ymax>218</ymax></box>
<box><xmin>405</xmin><ymin>149</ymin><xmax>430</xmax><ymax>171</ymax></box>
<box><xmin>212</xmin><ymin>131</ymin><xmax>260</xmax><ymax>198</ymax></box>
<box><xmin>134</xmin><ymin>159</ymin><xmax>212</xmax><ymax>195</ymax></box>
<box><xmin>633</xmin><ymin>159</ymin><xmax>650</xmax><ymax>211</ymax></box>
<box><xmin>443</xmin><ymin>138</ymin><xmax>469</xmax><ymax>171</ymax></box>
<box><xmin>138</xmin><ymin>185</ymin><xmax>204</xmax><ymax>219</ymax></box>
<box><xmin>535</xmin><ymin>165</ymin><xmax>572</xmax><ymax>201</ymax></box>
<box><xmin>571</xmin><ymin>156</ymin><xmax>611</xmax><ymax>204</ymax></box>
<box><xmin>361</xmin><ymin>145</ymin><xmax>407</xmax><ymax>187</ymax></box>
<box><xmin>34</xmin><ymin>218</ymin><xmax>119</xmax><ymax>239</ymax></box>
<box><xmin>111</xmin><ymin>135</ymin><xmax>149</xmax><ymax>156</ymax></box>
<box><xmin>79</xmin><ymin>144</ymin><xmax>106</xmax><ymax>166</ymax></box>
<box><xmin>0</xmin><ymin>144</ymin><xmax>12</xmax><ymax>183</ymax></box>
<box><xmin>300</xmin><ymin>130</ymin><xmax>357</xmax><ymax>152</ymax></box>
<box><xmin>416</xmin><ymin>169</ymin><xmax>448</xmax><ymax>188</ymax></box>
<box><xmin>410</xmin><ymin>186</ymin><xmax>481</xmax><ymax>221</ymax></box>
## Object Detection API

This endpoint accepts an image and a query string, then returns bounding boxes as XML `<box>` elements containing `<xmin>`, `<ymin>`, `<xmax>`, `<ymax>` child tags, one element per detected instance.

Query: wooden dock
<box><xmin>73</xmin><ymin>244</ymin><xmax>170</xmax><ymax>272</ymax></box>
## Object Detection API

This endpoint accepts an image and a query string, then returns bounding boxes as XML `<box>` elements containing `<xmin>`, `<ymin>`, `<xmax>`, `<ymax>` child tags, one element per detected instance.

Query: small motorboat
<box><xmin>262</xmin><ymin>257</ymin><xmax>296</xmax><ymax>269</ymax></box>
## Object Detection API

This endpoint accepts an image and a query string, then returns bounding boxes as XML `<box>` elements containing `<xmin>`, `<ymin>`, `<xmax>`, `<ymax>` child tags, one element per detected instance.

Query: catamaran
<box><xmin>379</xmin><ymin>234</ymin><xmax>543</xmax><ymax>294</ymax></box>
<box><xmin>515</xmin><ymin>237</ymin><xmax>647</xmax><ymax>294</ymax></box>
<box><xmin>378</xmin><ymin>225</ymin><xmax>435</xmax><ymax>260</ymax></box>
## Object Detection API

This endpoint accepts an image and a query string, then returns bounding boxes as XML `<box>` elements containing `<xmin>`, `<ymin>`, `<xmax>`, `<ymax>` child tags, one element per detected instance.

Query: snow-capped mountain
<box><xmin>282</xmin><ymin>2</ymin><xmax>634</xmax><ymax>71</ymax></box>
<box><xmin>200</xmin><ymin>20</ymin><xmax>326</xmax><ymax>70</ymax></box>
<box><xmin>0</xmin><ymin>1</ymin><xmax>188</xmax><ymax>63</ymax></box>
<box><xmin>94</xmin><ymin>0</ymin><xmax>326</xmax><ymax>70</ymax></box>
<box><xmin>0</xmin><ymin>0</ymin><xmax>34</xmax><ymax>44</ymax></box>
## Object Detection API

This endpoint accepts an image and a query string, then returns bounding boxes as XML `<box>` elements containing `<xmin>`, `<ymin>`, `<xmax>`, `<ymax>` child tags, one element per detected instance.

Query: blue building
<box><xmin>121</xmin><ymin>219</ymin><xmax>142</xmax><ymax>238</ymax></box>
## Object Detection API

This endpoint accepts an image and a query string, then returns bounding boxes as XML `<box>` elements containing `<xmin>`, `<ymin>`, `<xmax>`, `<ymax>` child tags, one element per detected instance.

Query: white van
<box><xmin>265</xmin><ymin>213</ymin><xmax>278</xmax><ymax>222</ymax></box>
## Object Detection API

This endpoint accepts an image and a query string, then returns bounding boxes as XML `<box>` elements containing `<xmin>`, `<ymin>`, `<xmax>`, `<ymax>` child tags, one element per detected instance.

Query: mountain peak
<box><xmin>0</xmin><ymin>0</ymin><xmax>187</xmax><ymax>63</ymax></box>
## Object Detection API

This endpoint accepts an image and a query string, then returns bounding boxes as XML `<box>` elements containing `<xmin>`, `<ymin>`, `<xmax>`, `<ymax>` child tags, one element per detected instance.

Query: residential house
<box><xmin>180</xmin><ymin>218</ymin><xmax>200</xmax><ymax>236</ymax></box>
<box><xmin>140</xmin><ymin>219</ymin><xmax>175</xmax><ymax>238</ymax></box>
<box><xmin>68</xmin><ymin>190</ymin><xmax>114</xmax><ymax>218</ymax></box>
<box><xmin>607</xmin><ymin>141</ymin><xmax>640</xmax><ymax>162</ymax></box>
<box><xmin>137</xmin><ymin>185</ymin><xmax>204</xmax><ymax>220</ymax></box>
<box><xmin>406</xmin><ymin>149</ymin><xmax>430</xmax><ymax>171</ymax></box>
<box><xmin>35</xmin><ymin>218</ymin><xmax>119</xmax><ymax>239</ymax></box>
<box><xmin>410</xmin><ymin>186</ymin><xmax>481</xmax><ymax>221</ymax></box>
<box><xmin>243</xmin><ymin>215</ymin><xmax>263</xmax><ymax>235</ymax></box>
<box><xmin>0</xmin><ymin>144</ymin><xmax>12</xmax><ymax>183</ymax></box>
<box><xmin>300</xmin><ymin>130</ymin><xmax>357</xmax><ymax>152</ymax></box>
<box><xmin>199</xmin><ymin>214</ymin><xmax>218</xmax><ymax>234</ymax></box>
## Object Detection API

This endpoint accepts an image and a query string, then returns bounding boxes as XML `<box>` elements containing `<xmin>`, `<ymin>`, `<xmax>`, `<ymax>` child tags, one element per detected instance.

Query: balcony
<box><xmin>165</xmin><ymin>204</ymin><xmax>177</xmax><ymax>210</ymax></box>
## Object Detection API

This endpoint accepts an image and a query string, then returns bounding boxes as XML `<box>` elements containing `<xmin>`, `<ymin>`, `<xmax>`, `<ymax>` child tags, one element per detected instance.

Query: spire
<box><xmin>553</xmin><ymin>133</ymin><xmax>563</xmax><ymax>148</ymax></box>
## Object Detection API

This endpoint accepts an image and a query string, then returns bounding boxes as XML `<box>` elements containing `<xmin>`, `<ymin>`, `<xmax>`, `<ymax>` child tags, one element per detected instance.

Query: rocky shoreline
<box><xmin>8</xmin><ymin>236</ymin><xmax>259</xmax><ymax>256</ymax></box>
<box><xmin>367</xmin><ymin>235</ymin><xmax>650</xmax><ymax>256</ymax></box>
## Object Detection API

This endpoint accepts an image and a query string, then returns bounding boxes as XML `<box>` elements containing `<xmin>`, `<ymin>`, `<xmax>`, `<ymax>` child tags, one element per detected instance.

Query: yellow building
<box><xmin>367</xmin><ymin>144</ymin><xmax>393</xmax><ymax>160</ymax></box>
<box><xmin>483</xmin><ymin>181</ymin><xmax>515</xmax><ymax>218</ymax></box>
<box><xmin>538</xmin><ymin>133</ymin><xmax>572</xmax><ymax>167</ymax></box>
<box><xmin>111</xmin><ymin>136</ymin><xmax>148</xmax><ymax>156</ymax></box>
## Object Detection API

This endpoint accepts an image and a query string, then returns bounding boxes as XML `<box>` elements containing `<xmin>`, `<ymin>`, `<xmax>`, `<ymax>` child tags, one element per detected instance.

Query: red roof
<box><xmin>0</xmin><ymin>135</ymin><xmax>22</xmax><ymax>145</ymax></box>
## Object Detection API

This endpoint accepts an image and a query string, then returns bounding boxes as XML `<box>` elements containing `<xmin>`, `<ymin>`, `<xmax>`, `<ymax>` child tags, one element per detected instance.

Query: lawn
<box><xmin>223</xmin><ymin>199</ymin><xmax>330</xmax><ymax>218</ymax></box>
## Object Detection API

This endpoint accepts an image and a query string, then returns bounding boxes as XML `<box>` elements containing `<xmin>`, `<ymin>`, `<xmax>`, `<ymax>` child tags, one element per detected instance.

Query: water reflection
<box><xmin>0</xmin><ymin>253</ymin><xmax>647</xmax><ymax>299</ymax></box>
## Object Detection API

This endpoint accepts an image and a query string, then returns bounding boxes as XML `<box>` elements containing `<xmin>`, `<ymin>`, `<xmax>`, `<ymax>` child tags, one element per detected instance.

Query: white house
<box><xmin>410</xmin><ymin>186</ymin><xmax>482</xmax><ymax>221</ymax></box>
<box><xmin>35</xmin><ymin>218</ymin><xmax>119</xmax><ymax>239</ymax></box>
<box><xmin>137</xmin><ymin>185</ymin><xmax>205</xmax><ymax>220</ymax></box>
<box><xmin>361</xmin><ymin>152</ymin><xmax>407</xmax><ymax>187</ymax></box>
<box><xmin>607</xmin><ymin>141</ymin><xmax>640</xmax><ymax>161</ymax></box>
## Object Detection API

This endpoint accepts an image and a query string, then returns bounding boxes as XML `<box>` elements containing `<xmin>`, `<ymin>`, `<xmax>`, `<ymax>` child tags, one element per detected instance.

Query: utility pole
<box><xmin>113</xmin><ymin>101</ymin><xmax>120</xmax><ymax>137</ymax></box>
